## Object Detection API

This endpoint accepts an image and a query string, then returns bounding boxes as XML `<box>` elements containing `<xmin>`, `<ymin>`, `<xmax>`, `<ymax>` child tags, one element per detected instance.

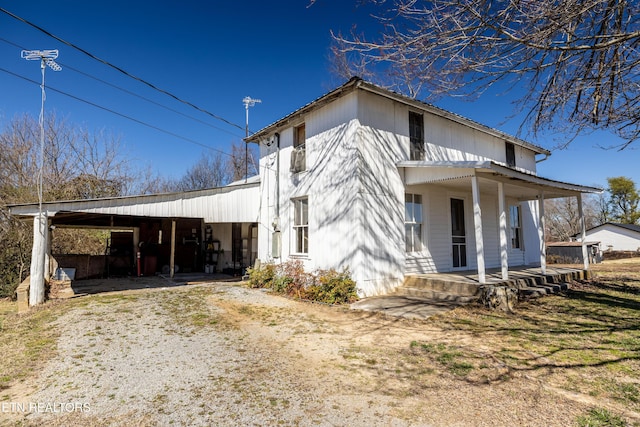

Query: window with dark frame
<box><xmin>409</xmin><ymin>111</ymin><xmax>425</xmax><ymax>161</ymax></box>
<box><xmin>293</xmin><ymin>197</ymin><xmax>308</xmax><ymax>254</ymax></box>
<box><xmin>505</xmin><ymin>142</ymin><xmax>516</xmax><ymax>167</ymax></box>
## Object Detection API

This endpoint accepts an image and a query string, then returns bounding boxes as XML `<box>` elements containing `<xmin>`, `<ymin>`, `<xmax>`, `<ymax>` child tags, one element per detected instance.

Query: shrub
<box><xmin>246</xmin><ymin>261</ymin><xmax>358</xmax><ymax>305</ymax></box>
<box><xmin>246</xmin><ymin>263</ymin><xmax>276</xmax><ymax>288</ymax></box>
<box><xmin>306</xmin><ymin>268</ymin><xmax>358</xmax><ymax>305</ymax></box>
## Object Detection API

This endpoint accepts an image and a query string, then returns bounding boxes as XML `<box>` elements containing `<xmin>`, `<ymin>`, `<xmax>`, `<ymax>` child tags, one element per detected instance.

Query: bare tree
<box><xmin>0</xmin><ymin>113</ymin><xmax>142</xmax><ymax>297</ymax></box>
<box><xmin>331</xmin><ymin>0</ymin><xmax>640</xmax><ymax>148</ymax></box>
<box><xmin>176</xmin><ymin>151</ymin><xmax>230</xmax><ymax>191</ymax></box>
<box><xmin>226</xmin><ymin>141</ymin><xmax>258</xmax><ymax>183</ymax></box>
<box><xmin>545</xmin><ymin>195</ymin><xmax>600</xmax><ymax>241</ymax></box>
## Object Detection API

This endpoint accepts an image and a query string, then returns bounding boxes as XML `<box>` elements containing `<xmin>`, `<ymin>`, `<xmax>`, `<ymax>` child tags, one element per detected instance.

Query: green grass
<box><xmin>576</xmin><ymin>407</ymin><xmax>627</xmax><ymax>427</ymax></box>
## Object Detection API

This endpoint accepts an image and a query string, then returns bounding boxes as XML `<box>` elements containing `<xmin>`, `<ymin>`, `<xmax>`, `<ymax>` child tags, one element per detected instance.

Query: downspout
<box><xmin>272</xmin><ymin>132</ymin><xmax>282</xmax><ymax>259</ymax></box>
<box><xmin>274</xmin><ymin>132</ymin><xmax>280</xmax><ymax>231</ymax></box>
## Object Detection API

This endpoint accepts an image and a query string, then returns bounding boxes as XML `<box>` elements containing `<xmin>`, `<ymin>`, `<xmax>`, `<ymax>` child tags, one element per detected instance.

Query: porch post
<box><xmin>538</xmin><ymin>191</ymin><xmax>546</xmax><ymax>275</ymax></box>
<box><xmin>498</xmin><ymin>182</ymin><xmax>509</xmax><ymax>280</ymax></box>
<box><xmin>577</xmin><ymin>193</ymin><xmax>589</xmax><ymax>270</ymax></box>
<box><xmin>29</xmin><ymin>212</ymin><xmax>47</xmax><ymax>306</ymax></box>
<box><xmin>170</xmin><ymin>219</ymin><xmax>176</xmax><ymax>279</ymax></box>
<box><xmin>471</xmin><ymin>175</ymin><xmax>486</xmax><ymax>284</ymax></box>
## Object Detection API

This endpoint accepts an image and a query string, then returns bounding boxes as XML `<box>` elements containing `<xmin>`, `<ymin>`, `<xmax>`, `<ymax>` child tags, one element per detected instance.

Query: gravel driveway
<box><xmin>9</xmin><ymin>281</ymin><xmax>591</xmax><ymax>426</ymax></box>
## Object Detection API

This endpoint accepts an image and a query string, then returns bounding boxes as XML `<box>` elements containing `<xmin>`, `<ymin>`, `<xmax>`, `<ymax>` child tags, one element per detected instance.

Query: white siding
<box><xmin>423</xmin><ymin>114</ymin><xmax>537</xmax><ymax>173</ymax></box>
<box><xmin>586</xmin><ymin>226</ymin><xmax>640</xmax><ymax>251</ymax></box>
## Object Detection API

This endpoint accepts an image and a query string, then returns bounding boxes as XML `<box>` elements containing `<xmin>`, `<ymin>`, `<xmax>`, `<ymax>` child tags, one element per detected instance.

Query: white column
<box><xmin>538</xmin><ymin>191</ymin><xmax>546</xmax><ymax>275</ymax></box>
<box><xmin>29</xmin><ymin>212</ymin><xmax>47</xmax><ymax>306</ymax></box>
<box><xmin>170</xmin><ymin>220</ymin><xmax>176</xmax><ymax>279</ymax></box>
<box><xmin>498</xmin><ymin>182</ymin><xmax>509</xmax><ymax>280</ymax></box>
<box><xmin>471</xmin><ymin>176</ymin><xmax>486</xmax><ymax>284</ymax></box>
<box><xmin>44</xmin><ymin>218</ymin><xmax>52</xmax><ymax>281</ymax></box>
<box><xmin>577</xmin><ymin>193</ymin><xmax>589</xmax><ymax>270</ymax></box>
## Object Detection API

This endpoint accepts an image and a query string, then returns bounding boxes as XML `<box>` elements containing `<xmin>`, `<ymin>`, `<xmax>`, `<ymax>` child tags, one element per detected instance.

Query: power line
<box><xmin>0</xmin><ymin>36</ymin><xmax>245</xmax><ymax>139</ymax></box>
<box><xmin>0</xmin><ymin>66</ymin><xmax>237</xmax><ymax>158</ymax></box>
<box><xmin>0</xmin><ymin>7</ymin><xmax>246</xmax><ymax>132</ymax></box>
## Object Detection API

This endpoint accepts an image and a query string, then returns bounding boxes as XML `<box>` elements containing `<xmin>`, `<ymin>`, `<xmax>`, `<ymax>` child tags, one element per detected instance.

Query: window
<box><xmin>510</xmin><ymin>205</ymin><xmax>522</xmax><ymax>249</ymax></box>
<box><xmin>293</xmin><ymin>197</ymin><xmax>308</xmax><ymax>254</ymax></box>
<box><xmin>505</xmin><ymin>142</ymin><xmax>516</xmax><ymax>167</ymax></box>
<box><xmin>405</xmin><ymin>193</ymin><xmax>423</xmax><ymax>252</ymax></box>
<box><xmin>409</xmin><ymin>112</ymin><xmax>425</xmax><ymax>160</ymax></box>
<box><xmin>290</xmin><ymin>123</ymin><xmax>306</xmax><ymax>173</ymax></box>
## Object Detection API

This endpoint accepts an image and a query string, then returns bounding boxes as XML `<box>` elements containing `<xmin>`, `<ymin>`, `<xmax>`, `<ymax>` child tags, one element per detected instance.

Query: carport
<box><xmin>8</xmin><ymin>180</ymin><xmax>260</xmax><ymax>306</ymax></box>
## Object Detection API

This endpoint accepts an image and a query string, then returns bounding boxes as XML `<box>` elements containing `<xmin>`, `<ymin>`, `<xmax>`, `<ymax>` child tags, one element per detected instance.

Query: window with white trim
<box><xmin>510</xmin><ymin>205</ymin><xmax>522</xmax><ymax>249</ymax></box>
<box><xmin>293</xmin><ymin>197</ymin><xmax>308</xmax><ymax>254</ymax></box>
<box><xmin>405</xmin><ymin>193</ymin><xmax>423</xmax><ymax>252</ymax></box>
<box><xmin>290</xmin><ymin>123</ymin><xmax>306</xmax><ymax>173</ymax></box>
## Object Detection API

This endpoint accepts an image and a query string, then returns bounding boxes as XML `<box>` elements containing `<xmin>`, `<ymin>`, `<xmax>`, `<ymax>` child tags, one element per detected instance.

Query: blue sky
<box><xmin>0</xmin><ymin>0</ymin><xmax>637</xmax><ymax>190</ymax></box>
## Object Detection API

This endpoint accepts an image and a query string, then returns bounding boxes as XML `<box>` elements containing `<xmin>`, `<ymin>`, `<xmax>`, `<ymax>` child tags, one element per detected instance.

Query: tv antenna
<box><xmin>243</xmin><ymin>96</ymin><xmax>261</xmax><ymax>182</ymax></box>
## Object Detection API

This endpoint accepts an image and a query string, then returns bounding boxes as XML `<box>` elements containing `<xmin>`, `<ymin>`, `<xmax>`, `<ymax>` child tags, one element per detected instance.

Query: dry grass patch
<box><xmin>424</xmin><ymin>259</ymin><xmax>640</xmax><ymax>423</ymax></box>
<box><xmin>0</xmin><ymin>299</ymin><xmax>70</xmax><ymax>397</ymax></box>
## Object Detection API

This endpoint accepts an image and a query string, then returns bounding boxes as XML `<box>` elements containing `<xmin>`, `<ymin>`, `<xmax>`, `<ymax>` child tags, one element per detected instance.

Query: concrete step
<box><xmin>403</xmin><ymin>276</ymin><xmax>480</xmax><ymax>296</ymax></box>
<box><xmin>394</xmin><ymin>286</ymin><xmax>480</xmax><ymax>303</ymax></box>
<box><xmin>519</xmin><ymin>282</ymin><xmax>570</xmax><ymax>298</ymax></box>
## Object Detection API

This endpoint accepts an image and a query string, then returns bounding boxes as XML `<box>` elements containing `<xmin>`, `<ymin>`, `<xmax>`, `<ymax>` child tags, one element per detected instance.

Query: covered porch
<box><xmin>399</xmin><ymin>160</ymin><xmax>602</xmax><ymax>284</ymax></box>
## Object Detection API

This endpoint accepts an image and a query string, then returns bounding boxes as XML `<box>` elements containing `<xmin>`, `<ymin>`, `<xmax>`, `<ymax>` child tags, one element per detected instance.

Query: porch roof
<box><xmin>397</xmin><ymin>161</ymin><xmax>602</xmax><ymax>201</ymax></box>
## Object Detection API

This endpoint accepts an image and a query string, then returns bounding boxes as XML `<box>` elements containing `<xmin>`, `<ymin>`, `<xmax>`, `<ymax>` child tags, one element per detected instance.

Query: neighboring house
<box><xmin>575</xmin><ymin>223</ymin><xmax>640</xmax><ymax>252</ymax></box>
<box><xmin>11</xmin><ymin>77</ymin><xmax>601</xmax><ymax>301</ymax></box>
<box><xmin>246</xmin><ymin>77</ymin><xmax>600</xmax><ymax>297</ymax></box>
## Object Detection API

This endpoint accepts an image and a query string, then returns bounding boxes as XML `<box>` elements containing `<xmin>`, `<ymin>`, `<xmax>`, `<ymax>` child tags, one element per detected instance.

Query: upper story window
<box><xmin>505</xmin><ymin>142</ymin><xmax>516</xmax><ymax>167</ymax></box>
<box><xmin>290</xmin><ymin>123</ymin><xmax>306</xmax><ymax>173</ymax></box>
<box><xmin>409</xmin><ymin>112</ymin><xmax>425</xmax><ymax>161</ymax></box>
<box><xmin>293</xmin><ymin>197</ymin><xmax>309</xmax><ymax>254</ymax></box>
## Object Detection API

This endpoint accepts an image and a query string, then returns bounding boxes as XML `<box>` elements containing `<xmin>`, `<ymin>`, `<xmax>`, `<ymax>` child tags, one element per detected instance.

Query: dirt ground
<box><xmin>0</xmin><ymin>279</ymin><xmax>624</xmax><ymax>426</ymax></box>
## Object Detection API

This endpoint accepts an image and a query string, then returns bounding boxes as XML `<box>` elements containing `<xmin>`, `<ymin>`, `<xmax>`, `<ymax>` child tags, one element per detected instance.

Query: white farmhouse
<box><xmin>10</xmin><ymin>77</ymin><xmax>601</xmax><ymax>304</ymax></box>
<box><xmin>247</xmin><ymin>77</ymin><xmax>600</xmax><ymax>297</ymax></box>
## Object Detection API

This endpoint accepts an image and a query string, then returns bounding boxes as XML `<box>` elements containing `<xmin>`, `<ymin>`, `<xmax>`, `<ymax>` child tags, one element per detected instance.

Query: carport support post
<box><xmin>498</xmin><ymin>182</ymin><xmax>509</xmax><ymax>280</ymax></box>
<box><xmin>471</xmin><ymin>175</ymin><xmax>486</xmax><ymax>284</ymax></box>
<box><xmin>170</xmin><ymin>219</ymin><xmax>176</xmax><ymax>279</ymax></box>
<box><xmin>577</xmin><ymin>193</ymin><xmax>589</xmax><ymax>270</ymax></box>
<box><xmin>538</xmin><ymin>191</ymin><xmax>546</xmax><ymax>275</ymax></box>
<box><xmin>29</xmin><ymin>212</ymin><xmax>47</xmax><ymax>306</ymax></box>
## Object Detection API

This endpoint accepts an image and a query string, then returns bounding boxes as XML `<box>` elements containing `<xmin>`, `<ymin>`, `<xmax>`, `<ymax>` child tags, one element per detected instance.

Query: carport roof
<box><xmin>397</xmin><ymin>161</ymin><xmax>602</xmax><ymax>200</ymax></box>
<box><xmin>7</xmin><ymin>180</ymin><xmax>260</xmax><ymax>224</ymax></box>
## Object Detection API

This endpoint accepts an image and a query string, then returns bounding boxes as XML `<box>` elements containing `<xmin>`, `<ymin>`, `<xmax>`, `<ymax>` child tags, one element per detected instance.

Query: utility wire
<box><xmin>0</xmin><ymin>66</ymin><xmax>238</xmax><ymax>158</ymax></box>
<box><xmin>1</xmin><ymin>36</ymin><xmax>245</xmax><ymax>139</ymax></box>
<box><xmin>0</xmin><ymin>7</ymin><xmax>246</xmax><ymax>132</ymax></box>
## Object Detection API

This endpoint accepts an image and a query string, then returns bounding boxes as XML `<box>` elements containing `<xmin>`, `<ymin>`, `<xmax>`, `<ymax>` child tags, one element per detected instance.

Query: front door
<box><xmin>451</xmin><ymin>198</ymin><xmax>467</xmax><ymax>268</ymax></box>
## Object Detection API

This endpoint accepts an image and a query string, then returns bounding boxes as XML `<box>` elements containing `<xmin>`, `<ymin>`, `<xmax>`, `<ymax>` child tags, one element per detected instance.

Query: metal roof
<box><xmin>397</xmin><ymin>160</ymin><xmax>602</xmax><ymax>200</ymax></box>
<box><xmin>8</xmin><ymin>181</ymin><xmax>260</xmax><ymax>223</ymax></box>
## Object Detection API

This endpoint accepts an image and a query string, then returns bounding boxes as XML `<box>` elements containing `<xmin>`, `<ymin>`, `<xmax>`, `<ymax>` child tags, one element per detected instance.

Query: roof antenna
<box><xmin>243</xmin><ymin>96</ymin><xmax>261</xmax><ymax>183</ymax></box>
